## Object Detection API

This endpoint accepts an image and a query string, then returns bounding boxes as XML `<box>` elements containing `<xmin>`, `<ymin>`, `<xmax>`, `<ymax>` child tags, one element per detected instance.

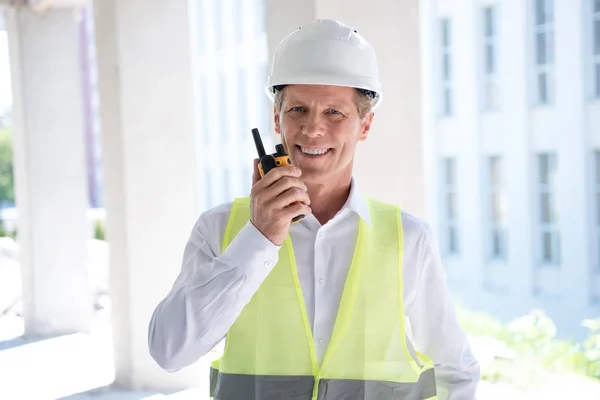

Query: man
<box><xmin>148</xmin><ymin>19</ymin><xmax>479</xmax><ymax>400</ymax></box>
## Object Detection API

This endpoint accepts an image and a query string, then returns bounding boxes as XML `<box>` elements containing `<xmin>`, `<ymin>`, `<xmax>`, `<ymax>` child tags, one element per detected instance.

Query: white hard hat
<box><xmin>267</xmin><ymin>19</ymin><xmax>383</xmax><ymax>110</ymax></box>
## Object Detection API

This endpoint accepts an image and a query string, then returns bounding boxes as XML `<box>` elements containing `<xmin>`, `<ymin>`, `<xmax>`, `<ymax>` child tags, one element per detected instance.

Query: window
<box><xmin>488</xmin><ymin>156</ymin><xmax>507</xmax><ymax>259</ymax></box>
<box><xmin>533</xmin><ymin>0</ymin><xmax>555</xmax><ymax>105</ymax></box>
<box><xmin>482</xmin><ymin>6</ymin><xmax>500</xmax><ymax>111</ymax></box>
<box><xmin>443</xmin><ymin>158</ymin><xmax>459</xmax><ymax>255</ymax></box>
<box><xmin>594</xmin><ymin>151</ymin><xmax>600</xmax><ymax>271</ymax></box>
<box><xmin>440</xmin><ymin>19</ymin><xmax>453</xmax><ymax>116</ymax></box>
<box><xmin>537</xmin><ymin>153</ymin><xmax>560</xmax><ymax>265</ymax></box>
<box><xmin>593</xmin><ymin>0</ymin><xmax>600</xmax><ymax>98</ymax></box>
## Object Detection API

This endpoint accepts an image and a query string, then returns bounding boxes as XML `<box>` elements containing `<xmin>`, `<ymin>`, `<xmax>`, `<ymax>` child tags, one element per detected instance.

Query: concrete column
<box><xmin>265</xmin><ymin>0</ymin><xmax>425</xmax><ymax>217</ymax></box>
<box><xmin>6</xmin><ymin>6</ymin><xmax>92</xmax><ymax>336</ymax></box>
<box><xmin>93</xmin><ymin>0</ymin><xmax>202</xmax><ymax>390</ymax></box>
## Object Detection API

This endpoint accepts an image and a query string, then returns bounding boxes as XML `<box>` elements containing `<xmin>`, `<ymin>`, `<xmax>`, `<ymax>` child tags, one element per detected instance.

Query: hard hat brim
<box><xmin>266</xmin><ymin>75</ymin><xmax>382</xmax><ymax>110</ymax></box>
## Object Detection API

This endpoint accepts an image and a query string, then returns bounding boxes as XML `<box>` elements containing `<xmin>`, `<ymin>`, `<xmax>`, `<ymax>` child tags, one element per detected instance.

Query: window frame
<box><xmin>592</xmin><ymin>0</ymin><xmax>600</xmax><ymax>98</ymax></box>
<box><xmin>531</xmin><ymin>0</ymin><xmax>555</xmax><ymax>106</ymax></box>
<box><xmin>440</xmin><ymin>18</ymin><xmax>453</xmax><ymax>117</ymax></box>
<box><xmin>536</xmin><ymin>153</ymin><xmax>560</xmax><ymax>267</ymax></box>
<box><xmin>482</xmin><ymin>5</ymin><xmax>500</xmax><ymax>112</ymax></box>
<box><xmin>487</xmin><ymin>155</ymin><xmax>508</xmax><ymax>261</ymax></box>
<box><xmin>442</xmin><ymin>157</ymin><xmax>460</xmax><ymax>256</ymax></box>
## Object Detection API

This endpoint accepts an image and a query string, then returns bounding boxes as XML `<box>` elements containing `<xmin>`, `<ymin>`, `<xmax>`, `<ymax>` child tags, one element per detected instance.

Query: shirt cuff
<box><xmin>220</xmin><ymin>220</ymin><xmax>281</xmax><ymax>284</ymax></box>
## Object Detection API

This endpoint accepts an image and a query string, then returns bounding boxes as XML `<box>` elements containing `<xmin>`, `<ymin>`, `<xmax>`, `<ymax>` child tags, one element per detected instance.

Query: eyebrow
<box><xmin>285</xmin><ymin>99</ymin><xmax>349</xmax><ymax>109</ymax></box>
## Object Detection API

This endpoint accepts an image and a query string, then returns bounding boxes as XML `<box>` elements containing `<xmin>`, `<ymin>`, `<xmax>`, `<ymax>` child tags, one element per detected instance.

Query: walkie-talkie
<box><xmin>252</xmin><ymin>128</ymin><xmax>305</xmax><ymax>224</ymax></box>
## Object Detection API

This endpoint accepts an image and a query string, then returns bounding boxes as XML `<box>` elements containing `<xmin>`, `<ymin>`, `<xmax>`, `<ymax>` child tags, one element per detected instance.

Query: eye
<box><xmin>289</xmin><ymin>106</ymin><xmax>306</xmax><ymax>112</ymax></box>
<box><xmin>327</xmin><ymin>109</ymin><xmax>342</xmax><ymax>115</ymax></box>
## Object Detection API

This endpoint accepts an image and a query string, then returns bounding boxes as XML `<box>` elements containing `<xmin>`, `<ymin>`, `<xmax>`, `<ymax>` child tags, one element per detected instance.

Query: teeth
<box><xmin>300</xmin><ymin>147</ymin><xmax>329</xmax><ymax>155</ymax></box>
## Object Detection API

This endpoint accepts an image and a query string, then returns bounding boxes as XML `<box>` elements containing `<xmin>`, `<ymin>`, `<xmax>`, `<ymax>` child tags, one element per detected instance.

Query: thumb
<box><xmin>252</xmin><ymin>158</ymin><xmax>260</xmax><ymax>186</ymax></box>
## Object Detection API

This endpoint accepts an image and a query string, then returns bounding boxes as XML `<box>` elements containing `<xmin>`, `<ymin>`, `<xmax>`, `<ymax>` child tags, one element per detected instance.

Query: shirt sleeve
<box><xmin>406</xmin><ymin>224</ymin><xmax>481</xmax><ymax>400</ymax></box>
<box><xmin>147</xmin><ymin>211</ymin><xmax>281</xmax><ymax>372</ymax></box>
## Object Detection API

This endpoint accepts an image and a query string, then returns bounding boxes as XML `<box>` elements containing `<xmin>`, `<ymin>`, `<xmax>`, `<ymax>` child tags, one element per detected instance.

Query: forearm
<box><xmin>148</xmin><ymin>221</ymin><xmax>279</xmax><ymax>372</ymax></box>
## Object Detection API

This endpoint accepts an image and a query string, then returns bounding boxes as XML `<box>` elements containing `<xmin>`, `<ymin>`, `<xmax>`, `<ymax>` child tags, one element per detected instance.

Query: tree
<box><xmin>0</xmin><ymin>126</ymin><xmax>14</xmax><ymax>205</ymax></box>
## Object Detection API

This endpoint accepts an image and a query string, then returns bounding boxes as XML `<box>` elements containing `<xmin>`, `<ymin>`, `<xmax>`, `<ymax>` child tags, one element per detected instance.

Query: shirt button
<box><xmin>319</xmin><ymin>279</ymin><xmax>325</xmax><ymax>287</ymax></box>
<box><xmin>264</xmin><ymin>261</ymin><xmax>272</xmax><ymax>268</ymax></box>
<box><xmin>318</xmin><ymin>339</ymin><xmax>325</xmax><ymax>347</ymax></box>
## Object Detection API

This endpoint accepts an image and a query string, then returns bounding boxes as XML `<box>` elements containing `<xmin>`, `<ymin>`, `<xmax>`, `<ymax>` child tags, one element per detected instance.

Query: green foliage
<box><xmin>456</xmin><ymin>305</ymin><xmax>600</xmax><ymax>387</ymax></box>
<box><xmin>94</xmin><ymin>219</ymin><xmax>106</xmax><ymax>241</ymax></box>
<box><xmin>0</xmin><ymin>126</ymin><xmax>14</xmax><ymax>204</ymax></box>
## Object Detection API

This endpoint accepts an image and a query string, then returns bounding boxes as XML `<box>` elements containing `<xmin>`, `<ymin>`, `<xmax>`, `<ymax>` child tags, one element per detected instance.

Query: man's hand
<box><xmin>250</xmin><ymin>158</ymin><xmax>311</xmax><ymax>246</ymax></box>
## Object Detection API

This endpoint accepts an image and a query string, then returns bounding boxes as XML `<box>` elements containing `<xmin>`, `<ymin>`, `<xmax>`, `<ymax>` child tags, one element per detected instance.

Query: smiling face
<box><xmin>273</xmin><ymin>85</ymin><xmax>373</xmax><ymax>185</ymax></box>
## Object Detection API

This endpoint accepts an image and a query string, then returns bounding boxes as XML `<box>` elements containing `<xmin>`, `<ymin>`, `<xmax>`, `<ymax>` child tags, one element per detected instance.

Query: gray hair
<box><xmin>272</xmin><ymin>86</ymin><xmax>375</xmax><ymax>119</ymax></box>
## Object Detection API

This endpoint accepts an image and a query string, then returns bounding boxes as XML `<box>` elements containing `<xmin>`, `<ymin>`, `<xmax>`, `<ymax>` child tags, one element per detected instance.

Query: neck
<box><xmin>306</xmin><ymin>175</ymin><xmax>352</xmax><ymax>226</ymax></box>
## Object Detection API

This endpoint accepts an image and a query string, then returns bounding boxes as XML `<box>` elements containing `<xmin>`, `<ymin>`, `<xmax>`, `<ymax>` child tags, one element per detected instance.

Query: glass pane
<box><xmin>492</xmin><ymin>229</ymin><xmax>501</xmax><ymax>257</ymax></box>
<box><xmin>554</xmin><ymin>232</ymin><xmax>560</xmax><ymax>264</ymax></box>
<box><xmin>443</xmin><ymin>53</ymin><xmax>451</xmax><ymax>80</ymax></box>
<box><xmin>595</xmin><ymin>20</ymin><xmax>600</xmax><ymax>55</ymax></box>
<box><xmin>445</xmin><ymin>159</ymin><xmax>455</xmax><ymax>185</ymax></box>
<box><xmin>253</xmin><ymin>0</ymin><xmax>266</xmax><ymax>35</ymax></box>
<box><xmin>215</xmin><ymin>0</ymin><xmax>223</xmax><ymax>49</ymax></box>
<box><xmin>538</xmin><ymin>72</ymin><xmax>548</xmax><ymax>103</ymax></box>
<box><xmin>547</xmin><ymin>30</ymin><xmax>555</xmax><ymax>63</ymax></box>
<box><xmin>442</xmin><ymin>19</ymin><xmax>450</xmax><ymax>47</ymax></box>
<box><xmin>485</xmin><ymin>43</ymin><xmax>495</xmax><ymax>74</ymax></box>
<box><xmin>596</xmin><ymin>151</ymin><xmax>600</xmax><ymax>185</ymax></box>
<box><xmin>490</xmin><ymin>156</ymin><xmax>501</xmax><ymax>185</ymax></box>
<box><xmin>596</xmin><ymin>192</ymin><xmax>600</xmax><ymax>226</ymax></box>
<box><xmin>536</xmin><ymin>32</ymin><xmax>547</xmax><ymax>64</ymax></box>
<box><xmin>244</xmin><ymin>164</ymin><xmax>253</xmax><ymax>194</ymax></box>
<box><xmin>595</xmin><ymin>63</ymin><xmax>600</xmax><ymax>97</ymax></box>
<box><xmin>536</xmin><ymin>0</ymin><xmax>547</xmax><ymax>25</ymax></box>
<box><xmin>233</xmin><ymin>0</ymin><xmax>245</xmax><ymax>42</ymax></box>
<box><xmin>546</xmin><ymin>0</ymin><xmax>554</xmax><ymax>23</ymax></box>
<box><xmin>223</xmin><ymin>169</ymin><xmax>232</xmax><ymax>201</ymax></box>
<box><xmin>449</xmin><ymin>226</ymin><xmax>458</xmax><ymax>254</ymax></box>
<box><xmin>205</xmin><ymin>168</ymin><xmax>213</xmax><ymax>208</ymax></box>
<box><xmin>485</xmin><ymin>80</ymin><xmax>499</xmax><ymax>110</ymax></box>
<box><xmin>539</xmin><ymin>154</ymin><xmax>549</xmax><ymax>184</ymax></box>
<box><xmin>237</xmin><ymin>68</ymin><xmax>248</xmax><ymax>140</ymax></box>
<box><xmin>484</xmin><ymin>7</ymin><xmax>494</xmax><ymax>37</ymax></box>
<box><xmin>443</xmin><ymin>88</ymin><xmax>452</xmax><ymax>115</ymax></box>
<box><xmin>492</xmin><ymin>193</ymin><xmax>505</xmax><ymax>222</ymax></box>
<box><xmin>200</xmin><ymin>77</ymin><xmax>211</xmax><ymax>145</ymax></box>
<box><xmin>219</xmin><ymin>73</ymin><xmax>229</xmax><ymax>140</ymax></box>
<box><xmin>447</xmin><ymin>193</ymin><xmax>456</xmax><ymax>219</ymax></box>
<box><xmin>541</xmin><ymin>193</ymin><xmax>553</xmax><ymax>222</ymax></box>
<box><xmin>595</xmin><ymin>0</ymin><xmax>600</xmax><ymax>13</ymax></box>
<box><xmin>542</xmin><ymin>231</ymin><xmax>553</xmax><ymax>262</ymax></box>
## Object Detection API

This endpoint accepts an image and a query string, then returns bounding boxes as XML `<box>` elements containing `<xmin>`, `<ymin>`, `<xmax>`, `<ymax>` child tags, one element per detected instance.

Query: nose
<box><xmin>302</xmin><ymin>113</ymin><xmax>325</xmax><ymax>138</ymax></box>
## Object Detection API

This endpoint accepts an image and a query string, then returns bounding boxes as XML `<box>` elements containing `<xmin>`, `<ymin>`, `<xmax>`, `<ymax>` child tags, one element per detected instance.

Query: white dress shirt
<box><xmin>148</xmin><ymin>178</ymin><xmax>480</xmax><ymax>399</ymax></box>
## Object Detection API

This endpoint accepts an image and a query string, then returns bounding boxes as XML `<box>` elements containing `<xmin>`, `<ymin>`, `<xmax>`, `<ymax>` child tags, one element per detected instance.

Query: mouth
<box><xmin>295</xmin><ymin>145</ymin><xmax>332</xmax><ymax>158</ymax></box>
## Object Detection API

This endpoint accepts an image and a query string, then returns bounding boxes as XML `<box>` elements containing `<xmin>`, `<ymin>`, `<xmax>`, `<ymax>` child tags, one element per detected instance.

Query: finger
<box><xmin>257</xmin><ymin>165</ymin><xmax>301</xmax><ymax>189</ymax></box>
<box><xmin>271</xmin><ymin>187</ymin><xmax>310</xmax><ymax>209</ymax></box>
<box><xmin>252</xmin><ymin>158</ymin><xmax>260</xmax><ymax>186</ymax></box>
<box><xmin>264</xmin><ymin>176</ymin><xmax>308</xmax><ymax>200</ymax></box>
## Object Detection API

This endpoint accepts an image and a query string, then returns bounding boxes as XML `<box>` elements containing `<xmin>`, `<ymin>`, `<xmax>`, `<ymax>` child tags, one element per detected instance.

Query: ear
<box><xmin>274</xmin><ymin>105</ymin><xmax>281</xmax><ymax>134</ymax></box>
<box><xmin>358</xmin><ymin>112</ymin><xmax>374</xmax><ymax>142</ymax></box>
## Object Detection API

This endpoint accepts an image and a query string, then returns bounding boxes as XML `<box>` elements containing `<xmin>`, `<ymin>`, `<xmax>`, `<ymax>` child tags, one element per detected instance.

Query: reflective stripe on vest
<box><xmin>210</xmin><ymin>368</ymin><xmax>437</xmax><ymax>399</ymax></box>
<box><xmin>210</xmin><ymin>196</ymin><xmax>437</xmax><ymax>400</ymax></box>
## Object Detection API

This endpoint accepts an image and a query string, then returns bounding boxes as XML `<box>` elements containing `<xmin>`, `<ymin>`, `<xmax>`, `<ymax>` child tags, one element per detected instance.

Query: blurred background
<box><xmin>0</xmin><ymin>0</ymin><xmax>599</xmax><ymax>399</ymax></box>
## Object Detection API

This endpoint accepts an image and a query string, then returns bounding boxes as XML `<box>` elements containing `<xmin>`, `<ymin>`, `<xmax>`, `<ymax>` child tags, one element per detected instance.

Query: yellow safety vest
<box><xmin>210</xmin><ymin>196</ymin><xmax>437</xmax><ymax>400</ymax></box>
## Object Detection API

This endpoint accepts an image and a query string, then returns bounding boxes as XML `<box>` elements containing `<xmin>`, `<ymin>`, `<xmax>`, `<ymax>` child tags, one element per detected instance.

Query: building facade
<box><xmin>421</xmin><ymin>0</ymin><xmax>600</xmax><ymax>340</ymax></box>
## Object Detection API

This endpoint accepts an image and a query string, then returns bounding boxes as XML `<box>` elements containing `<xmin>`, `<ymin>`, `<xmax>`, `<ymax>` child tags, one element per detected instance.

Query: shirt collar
<box><xmin>342</xmin><ymin>177</ymin><xmax>371</xmax><ymax>226</ymax></box>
